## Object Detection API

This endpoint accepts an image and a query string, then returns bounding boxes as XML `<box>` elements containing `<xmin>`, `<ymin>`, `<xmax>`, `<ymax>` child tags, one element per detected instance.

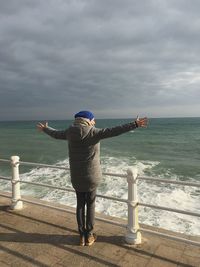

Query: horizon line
<box><xmin>0</xmin><ymin>115</ymin><xmax>200</xmax><ymax>122</ymax></box>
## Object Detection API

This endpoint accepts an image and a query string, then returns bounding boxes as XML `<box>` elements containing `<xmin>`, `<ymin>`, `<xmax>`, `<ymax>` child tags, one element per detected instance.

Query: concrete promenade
<box><xmin>0</xmin><ymin>194</ymin><xmax>200</xmax><ymax>267</ymax></box>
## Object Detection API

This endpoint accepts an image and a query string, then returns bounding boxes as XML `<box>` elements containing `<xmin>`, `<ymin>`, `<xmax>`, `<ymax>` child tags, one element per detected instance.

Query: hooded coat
<box><xmin>43</xmin><ymin>120</ymin><xmax>138</xmax><ymax>192</ymax></box>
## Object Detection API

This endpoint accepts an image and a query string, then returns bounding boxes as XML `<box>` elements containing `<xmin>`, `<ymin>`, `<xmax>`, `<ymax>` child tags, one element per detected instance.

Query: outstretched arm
<box><xmin>37</xmin><ymin>122</ymin><xmax>68</xmax><ymax>140</ymax></box>
<box><xmin>93</xmin><ymin>117</ymin><xmax>148</xmax><ymax>140</ymax></box>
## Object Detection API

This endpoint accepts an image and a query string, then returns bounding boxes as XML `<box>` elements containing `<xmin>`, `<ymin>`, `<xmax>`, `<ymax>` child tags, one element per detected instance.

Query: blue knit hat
<box><xmin>74</xmin><ymin>110</ymin><xmax>94</xmax><ymax>121</ymax></box>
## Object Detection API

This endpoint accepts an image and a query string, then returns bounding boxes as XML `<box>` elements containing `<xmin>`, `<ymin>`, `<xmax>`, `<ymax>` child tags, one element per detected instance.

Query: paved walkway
<box><xmin>0</xmin><ymin>194</ymin><xmax>200</xmax><ymax>267</ymax></box>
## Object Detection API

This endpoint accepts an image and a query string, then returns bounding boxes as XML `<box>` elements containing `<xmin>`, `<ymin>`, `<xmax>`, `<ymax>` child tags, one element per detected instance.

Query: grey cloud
<box><xmin>0</xmin><ymin>0</ymin><xmax>200</xmax><ymax>120</ymax></box>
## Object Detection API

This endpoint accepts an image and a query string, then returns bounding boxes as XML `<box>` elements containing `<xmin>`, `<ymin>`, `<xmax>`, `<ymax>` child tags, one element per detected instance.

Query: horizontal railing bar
<box><xmin>2</xmin><ymin>173</ymin><xmax>200</xmax><ymax>188</ymax></box>
<box><xmin>20</xmin><ymin>180</ymin><xmax>74</xmax><ymax>192</ymax></box>
<box><xmin>140</xmin><ymin>227</ymin><xmax>200</xmax><ymax>247</ymax></box>
<box><xmin>0</xmin><ymin>192</ymin><xmax>11</xmax><ymax>198</ymax></box>
<box><xmin>139</xmin><ymin>202</ymin><xmax>200</xmax><ymax>217</ymax></box>
<box><xmin>2</xmin><ymin>158</ymin><xmax>200</xmax><ymax>185</ymax></box>
<box><xmin>20</xmin><ymin>161</ymin><xmax>127</xmax><ymax>178</ymax></box>
<box><xmin>139</xmin><ymin>176</ymin><xmax>200</xmax><ymax>187</ymax></box>
<box><xmin>0</xmin><ymin>176</ymin><xmax>10</xmax><ymax>181</ymax></box>
<box><xmin>1</xmin><ymin>159</ymin><xmax>125</xmax><ymax>179</ymax></box>
<box><xmin>14</xmin><ymin>160</ymin><xmax>127</xmax><ymax>178</ymax></box>
<box><xmin>19</xmin><ymin>161</ymin><xmax>70</xmax><ymax>170</ymax></box>
<box><xmin>1</xmin><ymin>158</ymin><xmax>200</xmax><ymax>186</ymax></box>
<box><xmin>0</xmin><ymin>159</ymin><xmax>10</xmax><ymax>163</ymax></box>
<box><xmin>102</xmin><ymin>172</ymin><xmax>127</xmax><ymax>178</ymax></box>
<box><xmin>20</xmin><ymin>180</ymin><xmax>127</xmax><ymax>203</ymax></box>
<box><xmin>96</xmin><ymin>193</ymin><xmax>127</xmax><ymax>203</ymax></box>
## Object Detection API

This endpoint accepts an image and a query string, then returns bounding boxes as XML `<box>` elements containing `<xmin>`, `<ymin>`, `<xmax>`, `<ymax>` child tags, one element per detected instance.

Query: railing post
<box><xmin>125</xmin><ymin>167</ymin><xmax>141</xmax><ymax>245</ymax></box>
<box><xmin>10</xmin><ymin>156</ymin><xmax>23</xmax><ymax>210</ymax></box>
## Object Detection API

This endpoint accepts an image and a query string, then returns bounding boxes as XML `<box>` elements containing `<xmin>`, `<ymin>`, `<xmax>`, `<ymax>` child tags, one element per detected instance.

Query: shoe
<box><xmin>79</xmin><ymin>234</ymin><xmax>85</xmax><ymax>246</ymax></box>
<box><xmin>85</xmin><ymin>233</ymin><xmax>97</xmax><ymax>246</ymax></box>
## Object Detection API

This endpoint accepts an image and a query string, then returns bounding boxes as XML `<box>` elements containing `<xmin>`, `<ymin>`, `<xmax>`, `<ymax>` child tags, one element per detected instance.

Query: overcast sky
<box><xmin>1</xmin><ymin>0</ymin><xmax>200</xmax><ymax>120</ymax></box>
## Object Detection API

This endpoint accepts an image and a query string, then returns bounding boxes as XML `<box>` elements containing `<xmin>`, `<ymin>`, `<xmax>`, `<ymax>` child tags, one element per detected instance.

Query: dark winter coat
<box><xmin>43</xmin><ymin>121</ymin><xmax>138</xmax><ymax>192</ymax></box>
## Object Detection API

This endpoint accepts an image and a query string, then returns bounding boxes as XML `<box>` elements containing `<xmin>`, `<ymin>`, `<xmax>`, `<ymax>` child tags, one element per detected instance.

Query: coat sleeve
<box><xmin>92</xmin><ymin>122</ymin><xmax>138</xmax><ymax>141</ymax></box>
<box><xmin>43</xmin><ymin>127</ymin><xmax>69</xmax><ymax>140</ymax></box>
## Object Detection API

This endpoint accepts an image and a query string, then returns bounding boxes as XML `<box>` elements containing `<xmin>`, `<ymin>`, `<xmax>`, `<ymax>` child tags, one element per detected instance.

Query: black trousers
<box><xmin>75</xmin><ymin>189</ymin><xmax>96</xmax><ymax>236</ymax></box>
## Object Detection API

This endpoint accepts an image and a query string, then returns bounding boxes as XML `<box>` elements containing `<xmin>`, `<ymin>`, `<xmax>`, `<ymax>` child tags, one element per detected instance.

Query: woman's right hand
<box><xmin>37</xmin><ymin>122</ymin><xmax>48</xmax><ymax>132</ymax></box>
<box><xmin>136</xmin><ymin>117</ymin><xmax>148</xmax><ymax>128</ymax></box>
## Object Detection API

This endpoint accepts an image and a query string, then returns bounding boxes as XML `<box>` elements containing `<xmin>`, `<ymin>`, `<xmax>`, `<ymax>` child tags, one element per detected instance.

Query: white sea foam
<box><xmin>1</xmin><ymin>157</ymin><xmax>200</xmax><ymax>236</ymax></box>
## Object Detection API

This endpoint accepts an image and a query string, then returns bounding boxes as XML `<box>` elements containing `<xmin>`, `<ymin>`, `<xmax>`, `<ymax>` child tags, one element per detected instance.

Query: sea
<box><xmin>0</xmin><ymin>117</ymin><xmax>200</xmax><ymax>236</ymax></box>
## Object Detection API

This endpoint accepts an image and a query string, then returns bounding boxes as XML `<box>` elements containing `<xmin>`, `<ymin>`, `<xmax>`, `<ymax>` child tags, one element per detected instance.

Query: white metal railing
<box><xmin>0</xmin><ymin>156</ymin><xmax>200</xmax><ymax>247</ymax></box>
<box><xmin>139</xmin><ymin>176</ymin><xmax>200</xmax><ymax>187</ymax></box>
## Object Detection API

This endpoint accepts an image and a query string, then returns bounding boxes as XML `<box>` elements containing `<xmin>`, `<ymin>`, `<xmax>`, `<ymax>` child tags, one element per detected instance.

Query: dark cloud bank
<box><xmin>0</xmin><ymin>0</ymin><xmax>200</xmax><ymax>120</ymax></box>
